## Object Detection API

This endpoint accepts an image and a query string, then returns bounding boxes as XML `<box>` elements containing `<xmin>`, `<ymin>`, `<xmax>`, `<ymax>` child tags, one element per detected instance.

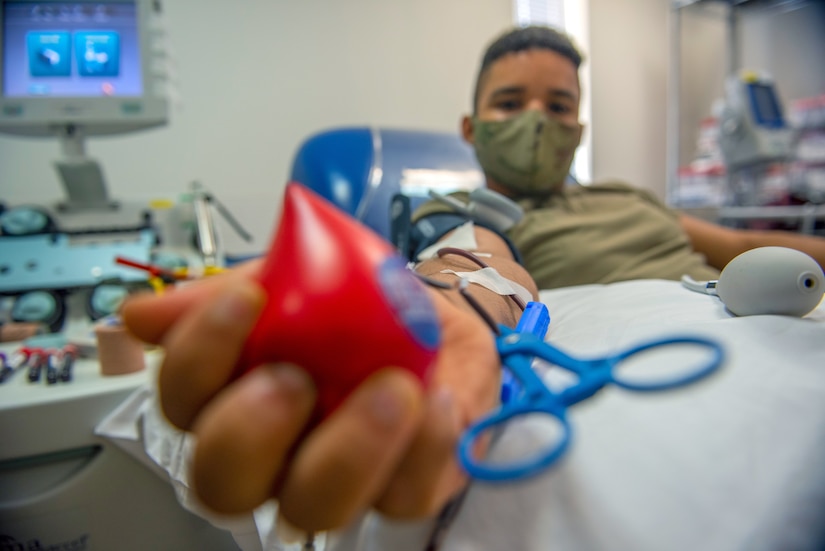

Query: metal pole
<box><xmin>726</xmin><ymin>0</ymin><xmax>738</xmax><ymax>76</ymax></box>
<box><xmin>666</xmin><ymin>1</ymin><xmax>682</xmax><ymax>205</ymax></box>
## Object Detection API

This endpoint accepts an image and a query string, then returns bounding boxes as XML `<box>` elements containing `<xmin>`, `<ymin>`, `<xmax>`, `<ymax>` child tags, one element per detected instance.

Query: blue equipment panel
<box><xmin>0</xmin><ymin>229</ymin><xmax>154</xmax><ymax>293</ymax></box>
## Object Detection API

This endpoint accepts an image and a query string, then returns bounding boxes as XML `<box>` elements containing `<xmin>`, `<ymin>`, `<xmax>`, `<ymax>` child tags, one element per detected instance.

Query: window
<box><xmin>515</xmin><ymin>0</ymin><xmax>565</xmax><ymax>28</ymax></box>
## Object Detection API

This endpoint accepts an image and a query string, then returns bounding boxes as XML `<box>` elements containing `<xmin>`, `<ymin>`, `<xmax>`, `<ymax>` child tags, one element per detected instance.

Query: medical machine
<box><xmin>718</xmin><ymin>71</ymin><xmax>795</xmax><ymax>171</ymax></box>
<box><xmin>0</xmin><ymin>0</ymin><xmax>169</xmax><ymax>211</ymax></box>
<box><xmin>0</xmin><ymin>346</ymin><xmax>242</xmax><ymax>550</ymax></box>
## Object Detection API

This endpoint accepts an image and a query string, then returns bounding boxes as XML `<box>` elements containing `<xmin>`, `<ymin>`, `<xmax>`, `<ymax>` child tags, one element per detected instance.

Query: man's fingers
<box><xmin>191</xmin><ymin>364</ymin><xmax>317</xmax><ymax>515</ymax></box>
<box><xmin>158</xmin><ymin>281</ymin><xmax>266</xmax><ymax>429</ymax></box>
<box><xmin>375</xmin><ymin>387</ymin><xmax>467</xmax><ymax>518</ymax></box>
<box><xmin>368</xmin><ymin>287</ymin><xmax>501</xmax><ymax>519</ymax></box>
<box><xmin>122</xmin><ymin>260</ymin><xmax>262</xmax><ymax>345</ymax></box>
<box><xmin>277</xmin><ymin>369</ymin><xmax>424</xmax><ymax>532</ymax></box>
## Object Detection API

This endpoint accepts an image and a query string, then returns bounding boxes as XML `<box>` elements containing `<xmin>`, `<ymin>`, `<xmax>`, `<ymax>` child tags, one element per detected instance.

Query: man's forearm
<box><xmin>681</xmin><ymin>213</ymin><xmax>825</xmax><ymax>270</ymax></box>
<box><xmin>413</xmin><ymin>232</ymin><xmax>538</xmax><ymax>330</ymax></box>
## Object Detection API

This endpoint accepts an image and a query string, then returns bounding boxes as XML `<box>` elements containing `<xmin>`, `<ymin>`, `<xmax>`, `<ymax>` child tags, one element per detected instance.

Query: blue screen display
<box><xmin>2</xmin><ymin>2</ymin><xmax>142</xmax><ymax>97</ymax></box>
<box><xmin>747</xmin><ymin>83</ymin><xmax>784</xmax><ymax>129</ymax></box>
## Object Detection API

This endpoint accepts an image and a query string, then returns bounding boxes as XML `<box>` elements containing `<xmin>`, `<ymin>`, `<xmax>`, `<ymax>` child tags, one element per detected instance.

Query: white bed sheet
<box><xmin>99</xmin><ymin>278</ymin><xmax>825</xmax><ymax>551</ymax></box>
<box><xmin>437</xmin><ymin>279</ymin><xmax>825</xmax><ymax>551</ymax></box>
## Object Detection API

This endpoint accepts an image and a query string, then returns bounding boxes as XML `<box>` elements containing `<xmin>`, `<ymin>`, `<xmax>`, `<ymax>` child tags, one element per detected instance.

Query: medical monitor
<box><xmin>747</xmin><ymin>82</ymin><xmax>784</xmax><ymax>129</ymax></box>
<box><xmin>0</xmin><ymin>0</ymin><xmax>168</xmax><ymax>210</ymax></box>
<box><xmin>0</xmin><ymin>0</ymin><xmax>167</xmax><ymax>137</ymax></box>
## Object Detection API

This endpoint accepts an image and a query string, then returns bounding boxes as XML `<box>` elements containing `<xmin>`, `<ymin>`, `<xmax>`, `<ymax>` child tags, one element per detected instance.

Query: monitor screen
<box><xmin>2</xmin><ymin>1</ymin><xmax>143</xmax><ymax>98</ymax></box>
<box><xmin>747</xmin><ymin>82</ymin><xmax>785</xmax><ymax>129</ymax></box>
<box><xmin>0</xmin><ymin>0</ymin><xmax>167</xmax><ymax>137</ymax></box>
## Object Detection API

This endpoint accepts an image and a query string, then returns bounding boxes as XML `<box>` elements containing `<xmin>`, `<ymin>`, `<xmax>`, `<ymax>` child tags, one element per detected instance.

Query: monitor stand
<box><xmin>55</xmin><ymin>125</ymin><xmax>119</xmax><ymax>213</ymax></box>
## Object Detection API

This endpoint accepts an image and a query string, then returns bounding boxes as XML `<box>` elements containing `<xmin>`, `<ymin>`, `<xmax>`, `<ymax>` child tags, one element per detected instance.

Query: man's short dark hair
<box><xmin>473</xmin><ymin>25</ymin><xmax>584</xmax><ymax>112</ymax></box>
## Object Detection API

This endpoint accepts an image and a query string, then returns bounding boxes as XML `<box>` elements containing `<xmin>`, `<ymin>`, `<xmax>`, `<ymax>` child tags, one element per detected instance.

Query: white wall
<box><xmin>588</xmin><ymin>0</ymin><xmax>670</xmax><ymax>196</ymax></box>
<box><xmin>0</xmin><ymin>0</ymin><xmax>513</xmax><ymax>252</ymax></box>
<box><xmin>739</xmin><ymin>2</ymin><xmax>825</xmax><ymax>103</ymax></box>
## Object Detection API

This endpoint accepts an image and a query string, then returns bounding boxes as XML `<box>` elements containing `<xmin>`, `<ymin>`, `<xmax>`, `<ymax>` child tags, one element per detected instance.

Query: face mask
<box><xmin>471</xmin><ymin>110</ymin><xmax>583</xmax><ymax>196</ymax></box>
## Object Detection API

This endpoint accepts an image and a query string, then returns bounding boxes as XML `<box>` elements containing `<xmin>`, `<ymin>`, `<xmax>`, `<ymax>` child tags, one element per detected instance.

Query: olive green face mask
<box><xmin>471</xmin><ymin>110</ymin><xmax>583</xmax><ymax>196</ymax></box>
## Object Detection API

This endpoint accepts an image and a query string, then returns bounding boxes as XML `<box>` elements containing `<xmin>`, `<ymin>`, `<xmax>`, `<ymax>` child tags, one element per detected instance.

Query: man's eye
<box><xmin>548</xmin><ymin>103</ymin><xmax>570</xmax><ymax>114</ymax></box>
<box><xmin>496</xmin><ymin>100</ymin><xmax>522</xmax><ymax>111</ymax></box>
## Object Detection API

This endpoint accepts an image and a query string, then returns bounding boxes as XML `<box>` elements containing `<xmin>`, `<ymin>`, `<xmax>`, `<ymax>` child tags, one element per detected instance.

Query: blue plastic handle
<box><xmin>500</xmin><ymin>302</ymin><xmax>549</xmax><ymax>404</ymax></box>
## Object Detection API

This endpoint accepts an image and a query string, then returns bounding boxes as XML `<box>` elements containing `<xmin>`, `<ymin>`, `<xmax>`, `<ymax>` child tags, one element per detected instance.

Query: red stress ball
<box><xmin>238</xmin><ymin>182</ymin><xmax>440</xmax><ymax>420</ymax></box>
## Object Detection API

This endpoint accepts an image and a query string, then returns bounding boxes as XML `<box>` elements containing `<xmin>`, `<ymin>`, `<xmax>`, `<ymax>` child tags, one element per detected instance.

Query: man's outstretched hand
<box><xmin>122</xmin><ymin>263</ymin><xmax>500</xmax><ymax>532</ymax></box>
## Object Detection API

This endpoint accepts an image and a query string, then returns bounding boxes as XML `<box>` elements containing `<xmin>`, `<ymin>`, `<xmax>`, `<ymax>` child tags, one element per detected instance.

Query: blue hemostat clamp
<box><xmin>459</xmin><ymin>301</ymin><xmax>724</xmax><ymax>483</ymax></box>
<box><xmin>499</xmin><ymin>301</ymin><xmax>549</xmax><ymax>404</ymax></box>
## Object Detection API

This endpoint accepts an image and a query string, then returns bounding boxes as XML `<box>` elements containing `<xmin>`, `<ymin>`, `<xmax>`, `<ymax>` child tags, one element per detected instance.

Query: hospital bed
<box><xmin>91</xmin><ymin>276</ymin><xmax>825</xmax><ymax>551</ymax></box>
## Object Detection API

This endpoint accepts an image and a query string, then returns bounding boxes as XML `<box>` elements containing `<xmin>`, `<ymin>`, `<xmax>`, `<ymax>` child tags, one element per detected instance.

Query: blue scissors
<box><xmin>458</xmin><ymin>302</ymin><xmax>725</xmax><ymax>483</ymax></box>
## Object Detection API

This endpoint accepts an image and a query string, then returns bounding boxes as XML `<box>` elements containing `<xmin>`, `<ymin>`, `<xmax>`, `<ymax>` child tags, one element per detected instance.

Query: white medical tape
<box><xmin>417</xmin><ymin>221</ymin><xmax>478</xmax><ymax>261</ymax></box>
<box><xmin>440</xmin><ymin>267</ymin><xmax>533</xmax><ymax>304</ymax></box>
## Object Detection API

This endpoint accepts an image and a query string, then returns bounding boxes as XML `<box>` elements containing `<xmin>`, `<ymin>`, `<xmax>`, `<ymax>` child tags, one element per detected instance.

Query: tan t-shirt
<box><xmin>413</xmin><ymin>182</ymin><xmax>720</xmax><ymax>290</ymax></box>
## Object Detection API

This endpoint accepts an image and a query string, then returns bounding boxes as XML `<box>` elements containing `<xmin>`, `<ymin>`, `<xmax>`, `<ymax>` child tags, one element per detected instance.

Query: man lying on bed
<box><xmin>122</xmin><ymin>24</ymin><xmax>825</xmax><ymax>550</ymax></box>
<box><xmin>410</xmin><ymin>25</ymin><xmax>825</xmax><ymax>290</ymax></box>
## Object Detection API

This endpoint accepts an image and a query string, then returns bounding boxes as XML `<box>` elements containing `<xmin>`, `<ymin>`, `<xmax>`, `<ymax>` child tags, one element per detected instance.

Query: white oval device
<box><xmin>716</xmin><ymin>247</ymin><xmax>825</xmax><ymax>317</ymax></box>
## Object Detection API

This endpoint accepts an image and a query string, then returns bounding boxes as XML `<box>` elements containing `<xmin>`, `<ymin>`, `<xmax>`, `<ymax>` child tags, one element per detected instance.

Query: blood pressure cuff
<box><xmin>409</xmin><ymin>212</ymin><xmax>523</xmax><ymax>264</ymax></box>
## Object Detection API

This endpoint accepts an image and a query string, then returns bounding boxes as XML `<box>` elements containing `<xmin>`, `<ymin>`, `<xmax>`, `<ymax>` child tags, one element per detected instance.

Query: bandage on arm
<box><xmin>414</xmin><ymin>225</ymin><xmax>538</xmax><ymax>329</ymax></box>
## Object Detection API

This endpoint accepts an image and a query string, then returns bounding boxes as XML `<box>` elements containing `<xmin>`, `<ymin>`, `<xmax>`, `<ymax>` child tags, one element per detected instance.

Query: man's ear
<box><xmin>461</xmin><ymin>115</ymin><xmax>474</xmax><ymax>144</ymax></box>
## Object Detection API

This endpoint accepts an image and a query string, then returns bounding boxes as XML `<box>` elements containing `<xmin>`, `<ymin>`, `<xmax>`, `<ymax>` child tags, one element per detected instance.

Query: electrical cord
<box><xmin>413</xmin><ymin>272</ymin><xmax>500</xmax><ymax>335</ymax></box>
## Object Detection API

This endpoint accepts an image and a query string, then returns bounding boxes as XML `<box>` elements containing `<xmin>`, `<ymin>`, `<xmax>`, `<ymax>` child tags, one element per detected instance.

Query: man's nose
<box><xmin>525</xmin><ymin>99</ymin><xmax>545</xmax><ymax>113</ymax></box>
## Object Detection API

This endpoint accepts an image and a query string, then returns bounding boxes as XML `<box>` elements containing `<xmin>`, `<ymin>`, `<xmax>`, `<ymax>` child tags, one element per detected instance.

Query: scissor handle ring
<box><xmin>458</xmin><ymin>402</ymin><xmax>572</xmax><ymax>483</ymax></box>
<box><xmin>610</xmin><ymin>336</ymin><xmax>724</xmax><ymax>391</ymax></box>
